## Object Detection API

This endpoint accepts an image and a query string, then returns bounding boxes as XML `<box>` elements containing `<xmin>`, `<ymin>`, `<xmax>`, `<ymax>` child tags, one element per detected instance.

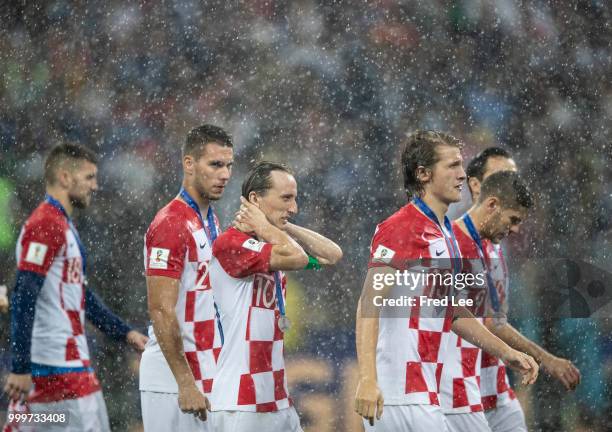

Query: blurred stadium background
<box><xmin>0</xmin><ymin>1</ymin><xmax>611</xmax><ymax>431</ymax></box>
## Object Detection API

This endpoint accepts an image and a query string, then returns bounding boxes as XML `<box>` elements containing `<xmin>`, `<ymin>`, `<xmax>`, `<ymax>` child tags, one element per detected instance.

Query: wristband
<box><xmin>305</xmin><ymin>255</ymin><xmax>321</xmax><ymax>270</ymax></box>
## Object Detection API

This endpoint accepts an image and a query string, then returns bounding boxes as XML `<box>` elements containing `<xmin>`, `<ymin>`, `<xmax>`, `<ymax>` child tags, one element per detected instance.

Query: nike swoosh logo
<box><xmin>199</xmin><ymin>243</ymin><xmax>206</xmax><ymax>249</ymax></box>
<box><xmin>435</xmin><ymin>250</ymin><xmax>444</xmax><ymax>257</ymax></box>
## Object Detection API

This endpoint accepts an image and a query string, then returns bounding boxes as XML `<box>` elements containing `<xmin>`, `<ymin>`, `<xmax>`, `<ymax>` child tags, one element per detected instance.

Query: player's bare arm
<box><xmin>452</xmin><ymin>306</ymin><xmax>539</xmax><ymax>385</ymax></box>
<box><xmin>484</xmin><ymin>319</ymin><xmax>580</xmax><ymax>390</ymax></box>
<box><xmin>355</xmin><ymin>267</ymin><xmax>396</xmax><ymax>426</ymax></box>
<box><xmin>284</xmin><ymin>222</ymin><xmax>343</xmax><ymax>265</ymax></box>
<box><xmin>146</xmin><ymin>275</ymin><xmax>210</xmax><ymax>421</ymax></box>
<box><xmin>234</xmin><ymin>197</ymin><xmax>308</xmax><ymax>270</ymax></box>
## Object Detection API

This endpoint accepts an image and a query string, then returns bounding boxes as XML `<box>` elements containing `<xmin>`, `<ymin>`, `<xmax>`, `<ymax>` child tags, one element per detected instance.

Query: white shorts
<box><xmin>3</xmin><ymin>390</ymin><xmax>110</xmax><ymax>432</ymax></box>
<box><xmin>211</xmin><ymin>407</ymin><xmax>302</xmax><ymax>432</ymax></box>
<box><xmin>363</xmin><ymin>405</ymin><xmax>449</xmax><ymax>432</ymax></box>
<box><xmin>140</xmin><ymin>391</ymin><xmax>212</xmax><ymax>432</ymax></box>
<box><xmin>445</xmin><ymin>411</ymin><xmax>492</xmax><ymax>432</ymax></box>
<box><xmin>485</xmin><ymin>399</ymin><xmax>527</xmax><ymax>432</ymax></box>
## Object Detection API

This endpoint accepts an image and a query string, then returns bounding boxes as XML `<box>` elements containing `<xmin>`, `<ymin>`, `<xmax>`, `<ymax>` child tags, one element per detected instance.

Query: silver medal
<box><xmin>278</xmin><ymin>316</ymin><xmax>291</xmax><ymax>333</ymax></box>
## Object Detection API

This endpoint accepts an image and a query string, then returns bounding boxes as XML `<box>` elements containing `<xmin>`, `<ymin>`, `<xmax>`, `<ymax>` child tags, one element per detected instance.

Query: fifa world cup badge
<box><xmin>278</xmin><ymin>316</ymin><xmax>291</xmax><ymax>333</ymax></box>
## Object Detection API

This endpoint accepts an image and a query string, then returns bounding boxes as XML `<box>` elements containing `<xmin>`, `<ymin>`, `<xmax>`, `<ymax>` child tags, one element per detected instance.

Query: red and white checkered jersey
<box><xmin>16</xmin><ymin>202</ymin><xmax>90</xmax><ymax>368</ymax></box>
<box><xmin>209</xmin><ymin>227</ymin><xmax>290</xmax><ymax>413</ymax></box>
<box><xmin>440</xmin><ymin>222</ymin><xmax>488</xmax><ymax>414</ymax></box>
<box><xmin>140</xmin><ymin>199</ymin><xmax>222</xmax><ymax>394</ymax></box>
<box><xmin>368</xmin><ymin>203</ymin><xmax>456</xmax><ymax>406</ymax></box>
<box><xmin>480</xmin><ymin>239</ymin><xmax>515</xmax><ymax>410</ymax></box>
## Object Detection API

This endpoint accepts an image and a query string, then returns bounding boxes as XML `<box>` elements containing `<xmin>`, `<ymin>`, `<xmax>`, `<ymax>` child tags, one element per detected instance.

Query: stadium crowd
<box><xmin>1</xmin><ymin>1</ymin><xmax>610</xmax><ymax>430</ymax></box>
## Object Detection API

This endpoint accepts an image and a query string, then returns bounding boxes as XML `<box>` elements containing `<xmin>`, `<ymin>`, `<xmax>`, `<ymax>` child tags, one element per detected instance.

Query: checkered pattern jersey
<box><xmin>368</xmin><ymin>203</ymin><xmax>456</xmax><ymax>406</ymax></box>
<box><xmin>209</xmin><ymin>227</ymin><xmax>290</xmax><ymax>413</ymax></box>
<box><xmin>440</xmin><ymin>223</ymin><xmax>490</xmax><ymax>414</ymax></box>
<box><xmin>16</xmin><ymin>202</ymin><xmax>90</xmax><ymax>368</ymax></box>
<box><xmin>142</xmin><ymin>199</ymin><xmax>222</xmax><ymax>394</ymax></box>
<box><xmin>480</xmin><ymin>239</ymin><xmax>516</xmax><ymax>410</ymax></box>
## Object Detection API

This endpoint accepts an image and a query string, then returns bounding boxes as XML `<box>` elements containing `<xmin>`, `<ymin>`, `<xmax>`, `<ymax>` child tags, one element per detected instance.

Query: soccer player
<box><xmin>3</xmin><ymin>143</ymin><xmax>148</xmax><ymax>431</ymax></box>
<box><xmin>208</xmin><ymin>161</ymin><xmax>342</xmax><ymax>431</ymax></box>
<box><xmin>140</xmin><ymin>125</ymin><xmax>234</xmax><ymax>431</ymax></box>
<box><xmin>465</xmin><ymin>148</ymin><xmax>580</xmax><ymax>432</ymax></box>
<box><xmin>441</xmin><ymin>170</ymin><xmax>534</xmax><ymax>431</ymax></box>
<box><xmin>354</xmin><ymin>131</ymin><xmax>539</xmax><ymax>431</ymax></box>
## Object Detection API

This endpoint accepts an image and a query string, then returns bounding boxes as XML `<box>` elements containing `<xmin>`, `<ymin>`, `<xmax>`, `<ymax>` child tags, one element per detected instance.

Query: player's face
<box><xmin>191</xmin><ymin>143</ymin><xmax>234</xmax><ymax>201</ymax></box>
<box><xmin>257</xmin><ymin>171</ymin><xmax>298</xmax><ymax>229</ymax></box>
<box><xmin>485</xmin><ymin>205</ymin><xmax>527</xmax><ymax>244</ymax></box>
<box><xmin>428</xmin><ymin>145</ymin><xmax>466</xmax><ymax>205</ymax></box>
<box><xmin>68</xmin><ymin>161</ymin><xmax>98</xmax><ymax>209</ymax></box>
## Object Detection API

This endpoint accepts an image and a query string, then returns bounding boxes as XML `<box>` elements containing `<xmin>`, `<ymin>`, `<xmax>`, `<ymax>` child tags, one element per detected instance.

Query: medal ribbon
<box><xmin>273</xmin><ymin>272</ymin><xmax>287</xmax><ymax>318</ymax></box>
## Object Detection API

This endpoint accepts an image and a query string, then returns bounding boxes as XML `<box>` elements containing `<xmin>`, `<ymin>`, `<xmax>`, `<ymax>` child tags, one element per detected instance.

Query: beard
<box><xmin>69</xmin><ymin>193</ymin><xmax>89</xmax><ymax>209</ymax></box>
<box><xmin>194</xmin><ymin>179</ymin><xmax>223</xmax><ymax>202</ymax></box>
<box><xmin>484</xmin><ymin>213</ymin><xmax>504</xmax><ymax>243</ymax></box>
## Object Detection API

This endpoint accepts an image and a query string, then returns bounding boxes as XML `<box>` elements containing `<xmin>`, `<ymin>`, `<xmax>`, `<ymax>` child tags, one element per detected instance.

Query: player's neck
<box><xmin>181</xmin><ymin>183</ymin><xmax>210</xmax><ymax>213</ymax></box>
<box><xmin>466</xmin><ymin>205</ymin><xmax>487</xmax><ymax>235</ymax></box>
<box><xmin>419</xmin><ymin>193</ymin><xmax>449</xmax><ymax>225</ymax></box>
<box><xmin>45</xmin><ymin>187</ymin><xmax>74</xmax><ymax>216</ymax></box>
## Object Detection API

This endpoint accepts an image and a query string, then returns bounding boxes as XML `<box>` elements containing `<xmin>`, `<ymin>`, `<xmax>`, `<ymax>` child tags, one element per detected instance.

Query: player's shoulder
<box><xmin>23</xmin><ymin>202</ymin><xmax>67</xmax><ymax>234</ymax></box>
<box><xmin>373</xmin><ymin>203</ymin><xmax>439</xmax><ymax>243</ymax></box>
<box><xmin>213</xmin><ymin>227</ymin><xmax>253</xmax><ymax>252</ymax></box>
<box><xmin>27</xmin><ymin>202</ymin><xmax>65</xmax><ymax>224</ymax></box>
<box><xmin>148</xmin><ymin>199</ymin><xmax>191</xmax><ymax>231</ymax></box>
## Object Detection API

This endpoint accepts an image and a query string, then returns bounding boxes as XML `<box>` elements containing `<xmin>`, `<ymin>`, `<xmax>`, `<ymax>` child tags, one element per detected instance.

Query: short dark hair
<box><xmin>479</xmin><ymin>170</ymin><xmax>533</xmax><ymax>210</ymax></box>
<box><xmin>44</xmin><ymin>143</ymin><xmax>97</xmax><ymax>185</ymax></box>
<box><xmin>466</xmin><ymin>147</ymin><xmax>511</xmax><ymax>181</ymax></box>
<box><xmin>401</xmin><ymin>130</ymin><xmax>464</xmax><ymax>198</ymax></box>
<box><xmin>242</xmin><ymin>161</ymin><xmax>293</xmax><ymax>198</ymax></box>
<box><xmin>183</xmin><ymin>124</ymin><xmax>233</xmax><ymax>159</ymax></box>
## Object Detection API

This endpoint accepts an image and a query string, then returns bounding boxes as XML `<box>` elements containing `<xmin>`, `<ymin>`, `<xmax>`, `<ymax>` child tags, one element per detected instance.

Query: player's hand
<box><xmin>126</xmin><ymin>330</ymin><xmax>148</xmax><ymax>352</ymax></box>
<box><xmin>3</xmin><ymin>373</ymin><xmax>32</xmax><ymax>402</ymax></box>
<box><xmin>354</xmin><ymin>377</ymin><xmax>384</xmax><ymax>426</ymax></box>
<box><xmin>501</xmin><ymin>349</ymin><xmax>539</xmax><ymax>385</ymax></box>
<box><xmin>541</xmin><ymin>355</ymin><xmax>581</xmax><ymax>391</ymax></box>
<box><xmin>234</xmin><ymin>197</ymin><xmax>271</xmax><ymax>234</ymax></box>
<box><xmin>0</xmin><ymin>285</ymin><xmax>8</xmax><ymax>313</ymax></box>
<box><xmin>178</xmin><ymin>383</ymin><xmax>210</xmax><ymax>421</ymax></box>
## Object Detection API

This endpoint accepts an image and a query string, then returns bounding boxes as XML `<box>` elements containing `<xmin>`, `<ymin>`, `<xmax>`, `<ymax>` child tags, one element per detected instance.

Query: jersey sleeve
<box><xmin>17</xmin><ymin>217</ymin><xmax>65</xmax><ymax>275</ymax></box>
<box><xmin>368</xmin><ymin>222</ymin><xmax>419</xmax><ymax>270</ymax></box>
<box><xmin>212</xmin><ymin>230</ymin><xmax>273</xmax><ymax>278</ymax></box>
<box><xmin>145</xmin><ymin>215</ymin><xmax>189</xmax><ymax>279</ymax></box>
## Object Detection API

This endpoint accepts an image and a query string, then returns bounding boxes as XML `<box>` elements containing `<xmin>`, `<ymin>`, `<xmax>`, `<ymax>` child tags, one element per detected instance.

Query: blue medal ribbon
<box><xmin>413</xmin><ymin>197</ymin><xmax>461</xmax><ymax>275</ymax></box>
<box><xmin>45</xmin><ymin>194</ymin><xmax>87</xmax><ymax>283</ymax></box>
<box><xmin>462</xmin><ymin>213</ymin><xmax>501</xmax><ymax>313</ymax></box>
<box><xmin>273</xmin><ymin>272</ymin><xmax>286</xmax><ymax>317</ymax></box>
<box><xmin>178</xmin><ymin>188</ymin><xmax>224</xmax><ymax>344</ymax></box>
